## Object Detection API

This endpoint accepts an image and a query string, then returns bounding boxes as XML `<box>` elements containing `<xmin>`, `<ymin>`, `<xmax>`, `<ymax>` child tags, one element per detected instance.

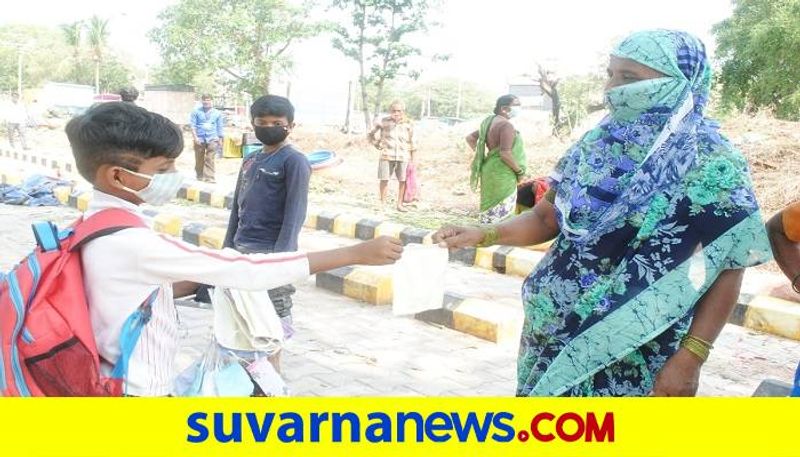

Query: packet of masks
<box><xmin>392</xmin><ymin>243</ymin><xmax>448</xmax><ymax>316</ymax></box>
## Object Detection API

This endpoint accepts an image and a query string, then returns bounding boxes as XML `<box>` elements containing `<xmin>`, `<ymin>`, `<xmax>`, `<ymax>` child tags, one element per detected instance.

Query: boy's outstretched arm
<box><xmin>307</xmin><ymin>236</ymin><xmax>403</xmax><ymax>274</ymax></box>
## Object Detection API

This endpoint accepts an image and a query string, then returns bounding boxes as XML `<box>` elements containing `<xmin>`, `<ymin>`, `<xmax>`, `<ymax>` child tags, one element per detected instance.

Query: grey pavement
<box><xmin>1</xmin><ymin>203</ymin><xmax>799</xmax><ymax>396</ymax></box>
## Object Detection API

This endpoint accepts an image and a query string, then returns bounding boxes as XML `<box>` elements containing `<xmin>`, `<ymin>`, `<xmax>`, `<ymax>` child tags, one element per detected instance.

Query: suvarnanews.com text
<box><xmin>187</xmin><ymin>410</ymin><xmax>615</xmax><ymax>444</ymax></box>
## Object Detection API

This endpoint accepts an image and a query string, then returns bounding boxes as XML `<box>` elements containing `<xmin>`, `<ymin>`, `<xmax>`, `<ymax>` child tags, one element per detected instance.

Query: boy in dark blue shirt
<box><xmin>223</xmin><ymin>95</ymin><xmax>311</xmax><ymax>367</ymax></box>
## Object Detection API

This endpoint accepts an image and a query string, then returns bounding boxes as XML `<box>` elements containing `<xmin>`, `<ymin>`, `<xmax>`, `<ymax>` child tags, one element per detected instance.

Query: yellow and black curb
<box><xmin>1</xmin><ymin>150</ymin><xmax>547</xmax><ymax>278</ymax></box>
<box><xmin>6</xmin><ymin>158</ymin><xmax>800</xmax><ymax>343</ymax></box>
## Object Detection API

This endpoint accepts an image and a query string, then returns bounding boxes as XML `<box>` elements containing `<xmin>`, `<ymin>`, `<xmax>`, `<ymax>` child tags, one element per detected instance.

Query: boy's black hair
<box><xmin>250</xmin><ymin>95</ymin><xmax>294</xmax><ymax>123</ymax></box>
<box><xmin>201</xmin><ymin>94</ymin><xmax>213</xmax><ymax>100</ymax></box>
<box><xmin>493</xmin><ymin>94</ymin><xmax>519</xmax><ymax>115</ymax></box>
<box><xmin>65</xmin><ymin>102</ymin><xmax>183</xmax><ymax>182</ymax></box>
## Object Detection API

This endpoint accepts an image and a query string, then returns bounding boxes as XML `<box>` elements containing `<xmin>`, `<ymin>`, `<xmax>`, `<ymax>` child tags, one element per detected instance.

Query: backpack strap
<box><xmin>69</xmin><ymin>208</ymin><xmax>148</xmax><ymax>252</ymax></box>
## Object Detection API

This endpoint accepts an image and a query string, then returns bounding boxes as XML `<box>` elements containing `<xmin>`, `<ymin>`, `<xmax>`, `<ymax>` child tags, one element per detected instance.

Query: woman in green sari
<box><xmin>437</xmin><ymin>30</ymin><xmax>771</xmax><ymax>396</ymax></box>
<box><xmin>467</xmin><ymin>95</ymin><xmax>527</xmax><ymax>223</ymax></box>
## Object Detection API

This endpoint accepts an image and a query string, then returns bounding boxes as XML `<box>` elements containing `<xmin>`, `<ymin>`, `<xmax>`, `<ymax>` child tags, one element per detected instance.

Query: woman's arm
<box><xmin>433</xmin><ymin>199</ymin><xmax>560</xmax><ymax>249</ymax></box>
<box><xmin>651</xmin><ymin>268</ymin><xmax>744</xmax><ymax>396</ymax></box>
<box><xmin>465</xmin><ymin>130</ymin><xmax>479</xmax><ymax>151</ymax></box>
<box><xmin>767</xmin><ymin>208</ymin><xmax>800</xmax><ymax>282</ymax></box>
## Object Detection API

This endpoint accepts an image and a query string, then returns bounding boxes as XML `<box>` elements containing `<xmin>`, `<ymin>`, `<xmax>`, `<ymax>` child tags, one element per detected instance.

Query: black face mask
<box><xmin>254</xmin><ymin>125</ymin><xmax>289</xmax><ymax>146</ymax></box>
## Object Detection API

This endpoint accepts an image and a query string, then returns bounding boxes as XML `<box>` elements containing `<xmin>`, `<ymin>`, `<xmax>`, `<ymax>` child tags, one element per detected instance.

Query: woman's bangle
<box><xmin>792</xmin><ymin>272</ymin><xmax>800</xmax><ymax>294</ymax></box>
<box><xmin>478</xmin><ymin>226</ymin><xmax>499</xmax><ymax>247</ymax></box>
<box><xmin>680</xmin><ymin>334</ymin><xmax>713</xmax><ymax>362</ymax></box>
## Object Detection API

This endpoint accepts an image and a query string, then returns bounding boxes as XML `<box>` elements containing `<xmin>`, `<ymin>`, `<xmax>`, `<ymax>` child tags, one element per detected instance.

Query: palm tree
<box><xmin>60</xmin><ymin>21</ymin><xmax>84</xmax><ymax>81</ymax></box>
<box><xmin>87</xmin><ymin>16</ymin><xmax>109</xmax><ymax>94</ymax></box>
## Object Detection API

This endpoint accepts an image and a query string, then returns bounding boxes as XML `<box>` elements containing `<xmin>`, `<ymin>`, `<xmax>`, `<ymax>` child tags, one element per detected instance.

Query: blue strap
<box><xmin>111</xmin><ymin>290</ymin><xmax>158</xmax><ymax>389</ymax></box>
<box><xmin>32</xmin><ymin>222</ymin><xmax>60</xmax><ymax>252</ymax></box>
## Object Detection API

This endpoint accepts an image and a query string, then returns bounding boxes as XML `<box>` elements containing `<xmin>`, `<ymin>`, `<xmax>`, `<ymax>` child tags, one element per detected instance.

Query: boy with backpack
<box><xmin>0</xmin><ymin>102</ymin><xmax>402</xmax><ymax>397</ymax></box>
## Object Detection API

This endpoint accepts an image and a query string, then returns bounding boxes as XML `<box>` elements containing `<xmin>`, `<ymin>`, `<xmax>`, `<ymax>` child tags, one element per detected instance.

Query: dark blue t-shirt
<box><xmin>224</xmin><ymin>144</ymin><xmax>311</xmax><ymax>253</ymax></box>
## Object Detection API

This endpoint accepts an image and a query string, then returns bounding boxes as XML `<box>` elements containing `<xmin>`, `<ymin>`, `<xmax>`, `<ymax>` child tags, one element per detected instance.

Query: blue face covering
<box><xmin>213</xmin><ymin>363</ymin><xmax>254</xmax><ymax>397</ymax></box>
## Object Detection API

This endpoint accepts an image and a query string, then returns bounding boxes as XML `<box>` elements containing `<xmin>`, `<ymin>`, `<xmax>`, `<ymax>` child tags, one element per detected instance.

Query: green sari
<box><xmin>470</xmin><ymin>115</ymin><xmax>526</xmax><ymax>223</ymax></box>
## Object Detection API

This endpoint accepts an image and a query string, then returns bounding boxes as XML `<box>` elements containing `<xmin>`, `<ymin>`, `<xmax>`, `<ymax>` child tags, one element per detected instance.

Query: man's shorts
<box><xmin>378</xmin><ymin>159</ymin><xmax>408</xmax><ymax>181</ymax></box>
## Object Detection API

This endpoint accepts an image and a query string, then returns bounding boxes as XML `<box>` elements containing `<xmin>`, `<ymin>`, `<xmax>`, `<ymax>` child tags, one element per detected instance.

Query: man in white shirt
<box><xmin>6</xmin><ymin>93</ymin><xmax>29</xmax><ymax>150</ymax></box>
<box><xmin>66</xmin><ymin>102</ymin><xmax>403</xmax><ymax>396</ymax></box>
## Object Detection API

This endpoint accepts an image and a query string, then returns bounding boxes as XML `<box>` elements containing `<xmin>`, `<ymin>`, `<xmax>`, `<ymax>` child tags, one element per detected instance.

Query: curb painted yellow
<box><xmin>198</xmin><ymin>227</ymin><xmax>227</xmax><ymax>250</ymax></box>
<box><xmin>53</xmin><ymin>186</ymin><xmax>71</xmax><ymax>205</ymax></box>
<box><xmin>343</xmin><ymin>268</ymin><xmax>393</xmax><ymax>305</ymax></box>
<box><xmin>304</xmin><ymin>208</ymin><xmax>320</xmax><ymax>229</ymax></box>
<box><xmin>422</xmin><ymin>232</ymin><xmax>434</xmax><ymax>245</ymax></box>
<box><xmin>76</xmin><ymin>193</ymin><xmax>92</xmax><ymax>212</ymax></box>
<box><xmin>332</xmin><ymin>213</ymin><xmax>360</xmax><ymax>238</ymax></box>
<box><xmin>374</xmin><ymin>221</ymin><xmax>405</xmax><ymax>239</ymax></box>
<box><xmin>452</xmin><ymin>298</ymin><xmax>524</xmax><ymax>344</ymax></box>
<box><xmin>153</xmin><ymin>214</ymin><xmax>184</xmax><ymax>237</ymax></box>
<box><xmin>526</xmin><ymin>240</ymin><xmax>554</xmax><ymax>252</ymax></box>
<box><xmin>743</xmin><ymin>296</ymin><xmax>800</xmax><ymax>341</ymax></box>
<box><xmin>474</xmin><ymin>245</ymin><xmax>500</xmax><ymax>271</ymax></box>
<box><xmin>186</xmin><ymin>187</ymin><xmax>201</xmax><ymax>202</ymax></box>
<box><xmin>505</xmin><ymin>248</ymin><xmax>546</xmax><ymax>278</ymax></box>
<box><xmin>2</xmin><ymin>173</ymin><xmax>23</xmax><ymax>186</ymax></box>
<box><xmin>209</xmin><ymin>193</ymin><xmax>226</xmax><ymax>208</ymax></box>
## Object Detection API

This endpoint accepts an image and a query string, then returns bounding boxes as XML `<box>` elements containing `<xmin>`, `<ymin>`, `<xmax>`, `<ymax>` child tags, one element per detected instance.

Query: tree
<box><xmin>60</xmin><ymin>21</ymin><xmax>84</xmax><ymax>81</ymax></box>
<box><xmin>149</xmin><ymin>0</ymin><xmax>326</xmax><ymax>97</ymax></box>
<box><xmin>397</xmin><ymin>78</ymin><xmax>494</xmax><ymax>120</ymax></box>
<box><xmin>0</xmin><ymin>24</ymin><xmax>73</xmax><ymax>92</ymax></box>
<box><xmin>713</xmin><ymin>0</ymin><xmax>800</xmax><ymax>120</ymax></box>
<box><xmin>537</xmin><ymin>64</ymin><xmax>562</xmax><ymax>135</ymax></box>
<box><xmin>87</xmin><ymin>16</ymin><xmax>110</xmax><ymax>94</ymax></box>
<box><xmin>332</xmin><ymin>0</ymin><xmax>434</xmax><ymax>133</ymax></box>
<box><xmin>558</xmin><ymin>74</ymin><xmax>605</xmax><ymax>134</ymax></box>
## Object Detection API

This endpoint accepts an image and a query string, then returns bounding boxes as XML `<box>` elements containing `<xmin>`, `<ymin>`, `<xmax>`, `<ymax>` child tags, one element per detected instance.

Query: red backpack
<box><xmin>0</xmin><ymin>208</ymin><xmax>155</xmax><ymax>396</ymax></box>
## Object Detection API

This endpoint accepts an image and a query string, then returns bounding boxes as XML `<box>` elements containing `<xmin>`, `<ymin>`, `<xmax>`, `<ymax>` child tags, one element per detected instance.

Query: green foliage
<box><xmin>400</xmin><ymin>78</ymin><xmax>494</xmax><ymax>119</ymax></box>
<box><xmin>331</xmin><ymin>0</ymin><xmax>435</xmax><ymax>129</ymax></box>
<box><xmin>713</xmin><ymin>0</ymin><xmax>800</xmax><ymax>120</ymax></box>
<box><xmin>557</xmin><ymin>74</ymin><xmax>605</xmax><ymax>134</ymax></box>
<box><xmin>149</xmin><ymin>0</ymin><xmax>327</xmax><ymax>97</ymax></box>
<box><xmin>0</xmin><ymin>24</ymin><xmax>74</xmax><ymax>91</ymax></box>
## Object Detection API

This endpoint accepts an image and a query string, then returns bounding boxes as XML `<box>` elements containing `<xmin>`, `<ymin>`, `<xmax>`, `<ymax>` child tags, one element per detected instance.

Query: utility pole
<box><xmin>16</xmin><ymin>45</ymin><xmax>23</xmax><ymax>95</ymax></box>
<box><xmin>344</xmin><ymin>80</ymin><xmax>352</xmax><ymax>134</ymax></box>
<box><xmin>456</xmin><ymin>80</ymin><xmax>463</xmax><ymax>118</ymax></box>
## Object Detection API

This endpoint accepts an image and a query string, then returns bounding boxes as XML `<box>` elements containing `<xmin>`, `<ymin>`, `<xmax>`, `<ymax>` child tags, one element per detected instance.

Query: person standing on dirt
<box><xmin>369</xmin><ymin>100</ymin><xmax>416</xmax><ymax>212</ymax></box>
<box><xmin>190</xmin><ymin>94</ymin><xmax>224</xmax><ymax>183</ymax></box>
<box><xmin>466</xmin><ymin>94</ymin><xmax>526</xmax><ymax>223</ymax></box>
<box><xmin>118</xmin><ymin>87</ymin><xmax>139</xmax><ymax>104</ymax></box>
<box><xmin>5</xmin><ymin>92</ymin><xmax>30</xmax><ymax>150</ymax></box>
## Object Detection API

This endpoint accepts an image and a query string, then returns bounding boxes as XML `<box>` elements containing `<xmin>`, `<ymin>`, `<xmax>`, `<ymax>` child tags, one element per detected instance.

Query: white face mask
<box><xmin>120</xmin><ymin>169</ymin><xmax>184</xmax><ymax>206</ymax></box>
<box><xmin>508</xmin><ymin>105</ymin><xmax>522</xmax><ymax>118</ymax></box>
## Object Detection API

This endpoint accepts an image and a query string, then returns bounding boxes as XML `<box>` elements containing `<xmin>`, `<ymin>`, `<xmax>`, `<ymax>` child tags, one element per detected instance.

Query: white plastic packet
<box><xmin>212</xmin><ymin>287</ymin><xmax>283</xmax><ymax>353</ymax></box>
<box><xmin>392</xmin><ymin>243</ymin><xmax>448</xmax><ymax>315</ymax></box>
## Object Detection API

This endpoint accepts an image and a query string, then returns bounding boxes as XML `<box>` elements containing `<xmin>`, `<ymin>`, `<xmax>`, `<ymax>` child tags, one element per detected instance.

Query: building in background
<box><xmin>138</xmin><ymin>84</ymin><xmax>196</xmax><ymax>126</ymax></box>
<box><xmin>507</xmin><ymin>77</ymin><xmax>552</xmax><ymax>111</ymax></box>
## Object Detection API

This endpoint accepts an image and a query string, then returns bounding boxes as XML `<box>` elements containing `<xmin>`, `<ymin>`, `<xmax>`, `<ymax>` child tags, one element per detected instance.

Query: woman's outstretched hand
<box><xmin>432</xmin><ymin>225</ymin><xmax>485</xmax><ymax>249</ymax></box>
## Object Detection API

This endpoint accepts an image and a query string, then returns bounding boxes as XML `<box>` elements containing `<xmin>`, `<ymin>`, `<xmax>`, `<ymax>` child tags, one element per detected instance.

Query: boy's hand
<box><xmin>352</xmin><ymin>236</ymin><xmax>403</xmax><ymax>265</ymax></box>
<box><xmin>433</xmin><ymin>225</ymin><xmax>485</xmax><ymax>249</ymax></box>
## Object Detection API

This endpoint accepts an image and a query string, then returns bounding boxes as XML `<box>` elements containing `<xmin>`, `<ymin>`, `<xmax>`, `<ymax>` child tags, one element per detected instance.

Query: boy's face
<box><xmin>97</xmin><ymin>156</ymin><xmax>177</xmax><ymax>204</ymax></box>
<box><xmin>390</xmin><ymin>106</ymin><xmax>404</xmax><ymax>122</ymax></box>
<box><xmin>202</xmin><ymin>98</ymin><xmax>213</xmax><ymax>110</ymax></box>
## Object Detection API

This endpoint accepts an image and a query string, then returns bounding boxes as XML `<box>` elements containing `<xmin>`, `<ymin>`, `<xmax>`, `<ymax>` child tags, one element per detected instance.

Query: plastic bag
<box><xmin>212</xmin><ymin>287</ymin><xmax>284</xmax><ymax>353</ymax></box>
<box><xmin>392</xmin><ymin>244</ymin><xmax>448</xmax><ymax>315</ymax></box>
<box><xmin>404</xmin><ymin>162</ymin><xmax>419</xmax><ymax>203</ymax></box>
<box><xmin>173</xmin><ymin>339</ymin><xmax>255</xmax><ymax>397</ymax></box>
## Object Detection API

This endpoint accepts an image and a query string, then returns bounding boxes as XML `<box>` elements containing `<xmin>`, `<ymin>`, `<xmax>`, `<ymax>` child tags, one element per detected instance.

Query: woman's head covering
<box><xmin>550</xmin><ymin>30</ymin><xmax>756</xmax><ymax>244</ymax></box>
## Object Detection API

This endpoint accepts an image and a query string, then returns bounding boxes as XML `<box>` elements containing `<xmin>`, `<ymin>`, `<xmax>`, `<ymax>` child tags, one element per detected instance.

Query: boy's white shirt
<box><xmin>81</xmin><ymin>190</ymin><xmax>310</xmax><ymax>396</ymax></box>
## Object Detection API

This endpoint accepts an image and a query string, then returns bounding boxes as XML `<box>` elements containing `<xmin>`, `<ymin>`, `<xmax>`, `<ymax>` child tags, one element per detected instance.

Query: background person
<box><xmin>190</xmin><ymin>94</ymin><xmax>224</xmax><ymax>183</ymax></box>
<box><xmin>369</xmin><ymin>100</ymin><xmax>416</xmax><ymax>212</ymax></box>
<box><xmin>466</xmin><ymin>95</ymin><xmax>526</xmax><ymax>223</ymax></box>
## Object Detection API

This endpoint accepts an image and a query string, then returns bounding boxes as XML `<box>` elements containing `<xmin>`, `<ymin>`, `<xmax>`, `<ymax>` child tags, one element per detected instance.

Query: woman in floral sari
<box><xmin>434</xmin><ymin>30</ymin><xmax>771</xmax><ymax>396</ymax></box>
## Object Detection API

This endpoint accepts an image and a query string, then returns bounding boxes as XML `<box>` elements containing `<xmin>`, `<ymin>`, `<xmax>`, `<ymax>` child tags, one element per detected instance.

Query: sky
<box><xmin>2</xmin><ymin>0</ymin><xmax>736</xmax><ymax>122</ymax></box>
